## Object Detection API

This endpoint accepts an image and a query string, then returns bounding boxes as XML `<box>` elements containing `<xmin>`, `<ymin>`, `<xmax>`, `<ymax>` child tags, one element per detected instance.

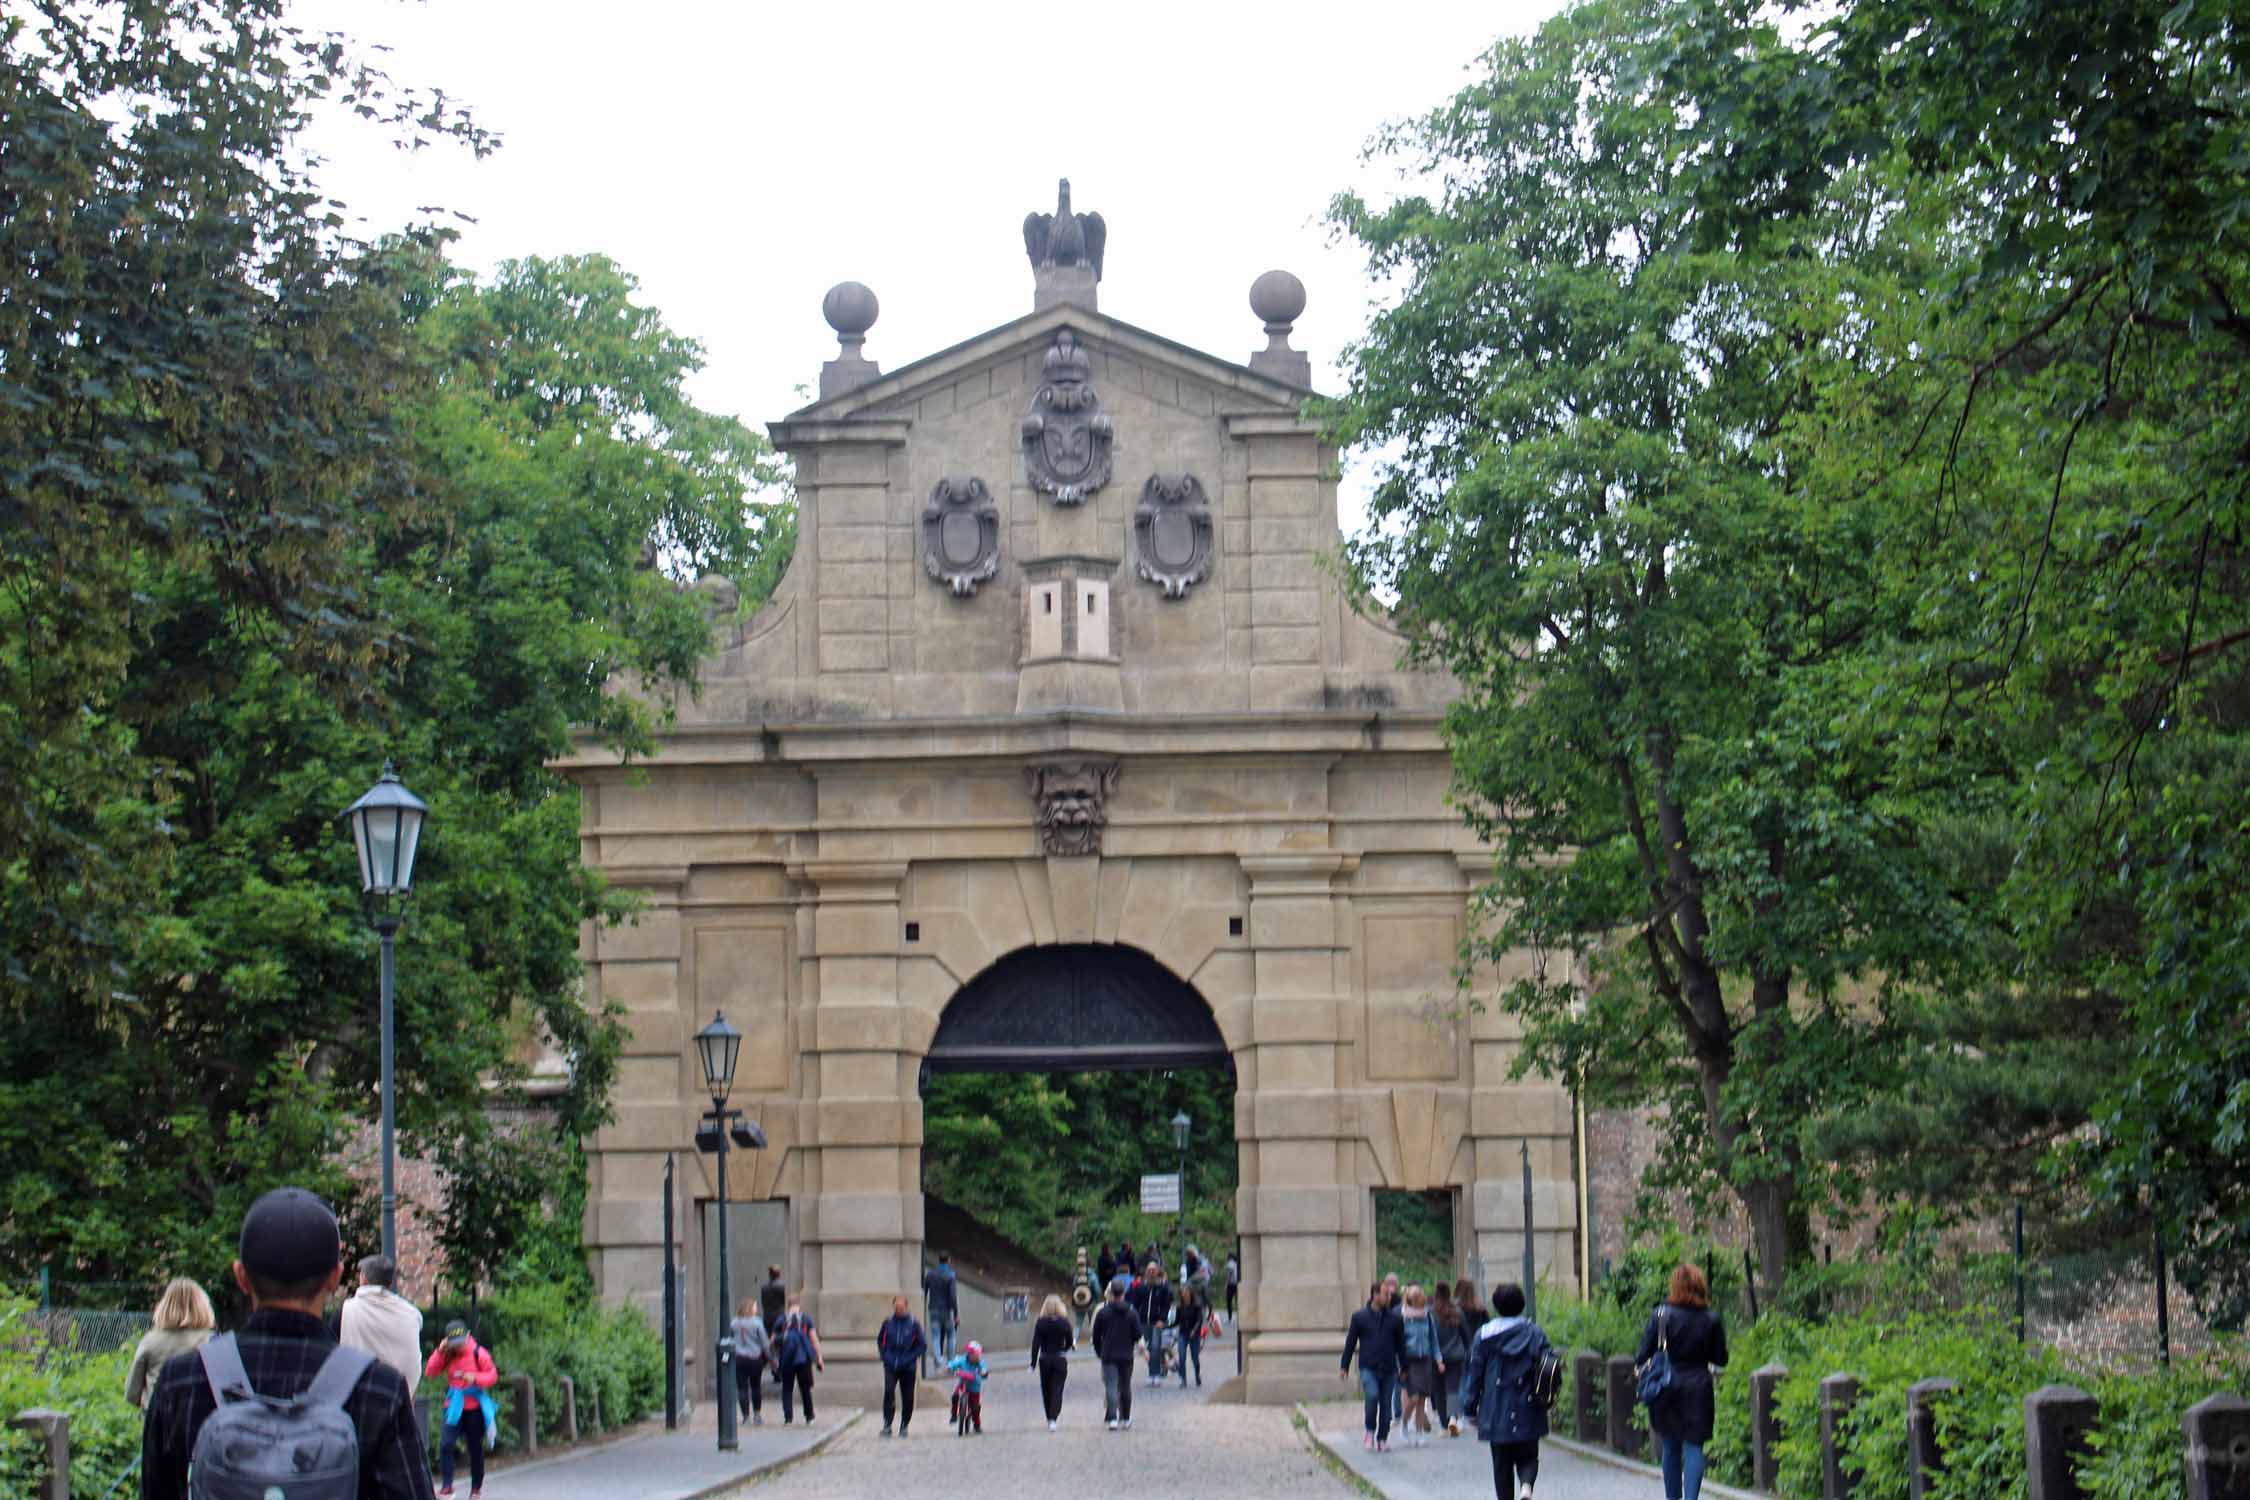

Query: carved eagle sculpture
<box><xmin>1023</xmin><ymin>178</ymin><xmax>1106</xmax><ymax>281</ymax></box>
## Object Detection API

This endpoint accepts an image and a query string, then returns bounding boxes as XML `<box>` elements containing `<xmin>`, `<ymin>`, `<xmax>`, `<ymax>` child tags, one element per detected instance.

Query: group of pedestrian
<box><xmin>730</xmin><ymin>1265</ymin><xmax>826</xmax><ymax>1428</ymax></box>
<box><xmin>1338</xmin><ymin>1260</ymin><xmax>1725</xmax><ymax>1500</ymax></box>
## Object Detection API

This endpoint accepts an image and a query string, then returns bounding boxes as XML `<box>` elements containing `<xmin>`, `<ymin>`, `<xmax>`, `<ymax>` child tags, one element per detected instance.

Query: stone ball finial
<box><xmin>822</xmin><ymin>281</ymin><xmax>879</xmax><ymax>340</ymax></box>
<box><xmin>1249</xmin><ymin>269</ymin><xmax>1307</xmax><ymax>330</ymax></box>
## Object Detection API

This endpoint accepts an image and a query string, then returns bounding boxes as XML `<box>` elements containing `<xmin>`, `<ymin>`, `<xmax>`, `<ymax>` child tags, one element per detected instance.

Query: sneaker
<box><xmin>1519</xmin><ymin>1487</ymin><xmax>1534</xmax><ymax>1500</ymax></box>
<box><xmin>753</xmin><ymin>1413</ymin><xmax>764</xmax><ymax>1425</ymax></box>
<box><xmin>1375</xmin><ymin>1440</ymin><xmax>1389</xmax><ymax>1453</ymax></box>
<box><xmin>1122</xmin><ymin>1419</ymin><xmax>1132</xmax><ymax>1430</ymax></box>
<box><xmin>1048</xmin><ymin>1420</ymin><xmax>1058</xmax><ymax>1432</ymax></box>
<box><xmin>1447</xmin><ymin>1418</ymin><xmax>1460</xmax><ymax>1437</ymax></box>
<box><xmin>1362</xmin><ymin>1433</ymin><xmax>1374</xmax><ymax>1451</ymax></box>
<box><xmin>880</xmin><ymin>1426</ymin><xmax>893</xmax><ymax>1438</ymax></box>
<box><xmin>1107</xmin><ymin>1419</ymin><xmax>1119</xmax><ymax>1431</ymax></box>
<box><xmin>438</xmin><ymin>1489</ymin><xmax>454</xmax><ymax>1499</ymax></box>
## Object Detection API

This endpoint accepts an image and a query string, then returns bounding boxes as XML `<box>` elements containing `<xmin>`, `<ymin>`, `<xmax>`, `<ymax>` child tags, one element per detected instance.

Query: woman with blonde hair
<box><xmin>1636</xmin><ymin>1263</ymin><xmax>1729</xmax><ymax>1500</ymax></box>
<box><xmin>1030</xmin><ymin>1291</ymin><xmax>1076</xmax><ymax>1430</ymax></box>
<box><xmin>124</xmin><ymin>1278</ymin><xmax>216</xmax><ymax>1407</ymax></box>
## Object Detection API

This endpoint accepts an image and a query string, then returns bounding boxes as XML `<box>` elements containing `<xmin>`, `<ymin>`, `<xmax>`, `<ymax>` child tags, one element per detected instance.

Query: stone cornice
<box><xmin>766</xmin><ymin>416</ymin><xmax>913</xmax><ymax>451</ymax></box>
<box><xmin>554</xmin><ymin>707</ymin><xmax>1448</xmax><ymax>772</ymax></box>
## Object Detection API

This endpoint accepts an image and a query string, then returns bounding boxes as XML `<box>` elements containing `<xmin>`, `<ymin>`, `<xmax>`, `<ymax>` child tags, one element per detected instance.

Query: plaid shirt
<box><xmin>140</xmin><ymin>1307</ymin><xmax>433</xmax><ymax>1500</ymax></box>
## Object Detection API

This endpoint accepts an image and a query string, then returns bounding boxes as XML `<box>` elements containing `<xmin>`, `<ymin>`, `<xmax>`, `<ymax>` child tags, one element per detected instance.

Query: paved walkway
<box><xmin>1301</xmin><ymin>1400</ymin><xmax>1761</xmax><ymax>1500</ymax></box>
<box><xmin>474</xmin><ymin>1400</ymin><xmax>858</xmax><ymax>1500</ymax></box>
<box><xmin>719</xmin><ymin>1345</ymin><xmax>1329</xmax><ymax>1499</ymax></box>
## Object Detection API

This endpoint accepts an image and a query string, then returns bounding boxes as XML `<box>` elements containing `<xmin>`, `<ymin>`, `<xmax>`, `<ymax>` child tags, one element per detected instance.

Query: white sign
<box><xmin>1140</xmin><ymin>1173</ymin><xmax>1182</xmax><ymax>1214</ymax></box>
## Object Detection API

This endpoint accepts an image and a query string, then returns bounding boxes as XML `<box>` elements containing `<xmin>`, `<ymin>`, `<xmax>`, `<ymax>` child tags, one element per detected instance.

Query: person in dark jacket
<box><xmin>1089</xmin><ymin>1278</ymin><xmax>1145</xmax><ymax>1429</ymax></box>
<box><xmin>1097</xmin><ymin>1246</ymin><xmax>1117</xmax><ymax>1289</ymax></box>
<box><xmin>924</xmin><ymin>1252</ymin><xmax>959</xmax><ymax>1363</ymax></box>
<box><xmin>1461</xmin><ymin>1283</ymin><xmax>1553</xmax><ymax>1500</ymax></box>
<box><xmin>1635</xmin><ymin>1263</ymin><xmax>1729</xmax><ymax>1500</ymax></box>
<box><xmin>760</xmin><ymin>1266</ymin><xmax>787</xmax><ymax>1332</ymax></box>
<box><xmin>1128</xmin><ymin>1263</ymin><xmax>1173</xmax><ymax>1384</ymax></box>
<box><xmin>1339</xmin><ymin>1281</ymin><xmax>1405</xmax><ymax>1450</ymax></box>
<box><xmin>1432</xmin><ymin>1280</ymin><xmax>1470</xmax><ymax>1435</ymax></box>
<box><xmin>1173</xmin><ymin>1284</ymin><xmax>1206</xmax><ymax>1387</ymax></box>
<box><xmin>1029</xmin><ymin>1293</ymin><xmax>1076</xmax><ymax>1429</ymax></box>
<box><xmin>876</xmin><ymin>1295</ymin><xmax>927</xmax><ymax>1438</ymax></box>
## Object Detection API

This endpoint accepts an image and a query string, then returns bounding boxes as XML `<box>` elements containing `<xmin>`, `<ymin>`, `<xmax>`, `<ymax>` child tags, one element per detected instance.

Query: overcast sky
<box><xmin>298</xmin><ymin>1</ymin><xmax>1563</xmax><ymax>528</ymax></box>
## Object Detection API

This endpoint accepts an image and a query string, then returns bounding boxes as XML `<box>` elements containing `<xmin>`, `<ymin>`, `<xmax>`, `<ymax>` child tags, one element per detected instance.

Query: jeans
<box><xmin>1660</xmin><ymin>1435</ymin><xmax>1707</xmax><ymax>1500</ymax></box>
<box><xmin>735</xmin><ymin>1356</ymin><xmax>765</xmax><ymax>1418</ymax></box>
<box><xmin>1038</xmin><ymin>1356</ymin><xmax>1069</xmax><ymax>1420</ymax></box>
<box><xmin>1101</xmin><ymin>1359</ymin><xmax>1134</xmax><ymax>1422</ymax></box>
<box><xmin>1146</xmin><ymin>1328</ymin><xmax>1168</xmax><ymax>1380</ymax></box>
<box><xmin>438</xmin><ymin>1420</ymin><xmax>484</xmax><ymax>1492</ymax></box>
<box><xmin>1490</xmin><ymin>1438</ymin><xmax>1540</xmax><ymax>1497</ymax></box>
<box><xmin>1358</xmin><ymin>1367</ymin><xmax>1397</xmax><ymax>1442</ymax></box>
<box><xmin>1177</xmin><ymin>1331</ymin><xmax>1203</xmax><ymax>1384</ymax></box>
<box><xmin>932</xmin><ymin>1314</ymin><xmax>955</xmax><ymax>1362</ymax></box>
<box><xmin>881</xmin><ymin>1367</ymin><xmax>915</xmax><ymax>1432</ymax></box>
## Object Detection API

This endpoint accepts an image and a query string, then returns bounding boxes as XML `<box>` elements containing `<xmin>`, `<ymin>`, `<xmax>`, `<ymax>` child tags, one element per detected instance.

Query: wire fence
<box><xmin>9</xmin><ymin>1279</ymin><xmax>163</xmax><ymax>1357</ymax></box>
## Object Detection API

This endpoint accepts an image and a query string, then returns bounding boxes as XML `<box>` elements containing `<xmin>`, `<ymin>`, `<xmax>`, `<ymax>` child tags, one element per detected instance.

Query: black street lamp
<box><xmin>694</xmin><ymin>1011</ymin><xmax>765</xmax><ymax>1454</ymax></box>
<box><xmin>1171</xmin><ymin>1109</ymin><xmax>1191</xmax><ymax>1269</ymax></box>
<box><xmin>341</xmin><ymin>763</ymin><xmax>428</xmax><ymax>1264</ymax></box>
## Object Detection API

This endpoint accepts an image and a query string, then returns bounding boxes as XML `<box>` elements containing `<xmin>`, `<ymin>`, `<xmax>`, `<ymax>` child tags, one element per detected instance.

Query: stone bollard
<box><xmin>2025</xmin><ymin>1384</ymin><xmax>2099</xmax><ymax>1500</ymax></box>
<box><xmin>2183</xmin><ymin>1393</ymin><xmax>2250</xmax><ymax>1500</ymax></box>
<box><xmin>1606</xmin><ymin>1355</ymin><xmax>1645</xmax><ymax>1459</ymax></box>
<box><xmin>1752</xmin><ymin>1363</ymin><xmax>1789</xmax><ymax>1491</ymax></box>
<box><xmin>1907</xmin><ymin>1377</ymin><xmax>1959</xmax><ymax>1500</ymax></box>
<box><xmin>1573</xmin><ymin>1351</ymin><xmax>1602</xmax><ymax>1442</ymax></box>
<box><xmin>1819</xmin><ymin>1373</ymin><xmax>1861</xmax><ymax>1500</ymax></box>
<box><xmin>9</xmin><ymin>1409</ymin><xmax>70</xmax><ymax>1500</ymax></box>
<box><xmin>557</xmin><ymin>1376</ymin><xmax>579</xmax><ymax>1443</ymax></box>
<box><xmin>503</xmin><ymin>1372</ymin><xmax>538</xmax><ymax>1455</ymax></box>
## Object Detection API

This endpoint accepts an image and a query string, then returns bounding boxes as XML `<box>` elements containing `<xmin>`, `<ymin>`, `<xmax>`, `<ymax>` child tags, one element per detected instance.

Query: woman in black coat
<box><xmin>1635</xmin><ymin>1263</ymin><xmax>1730</xmax><ymax>1500</ymax></box>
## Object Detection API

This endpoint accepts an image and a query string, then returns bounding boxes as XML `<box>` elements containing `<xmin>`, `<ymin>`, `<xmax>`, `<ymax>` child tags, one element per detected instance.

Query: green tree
<box><xmin>1662</xmin><ymin>0</ymin><xmax>2250</xmax><ymax>1323</ymax></box>
<box><xmin>1326</xmin><ymin>0</ymin><xmax>1988</xmax><ymax>1277</ymax></box>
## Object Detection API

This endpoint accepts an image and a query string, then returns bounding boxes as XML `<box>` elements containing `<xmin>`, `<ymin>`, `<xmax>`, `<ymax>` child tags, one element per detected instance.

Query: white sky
<box><xmin>298</xmin><ymin>0</ymin><xmax>1562</xmax><ymax>530</ymax></box>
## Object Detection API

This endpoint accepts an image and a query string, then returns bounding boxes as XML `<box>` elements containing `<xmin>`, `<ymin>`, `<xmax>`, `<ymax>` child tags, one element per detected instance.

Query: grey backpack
<box><xmin>190</xmin><ymin>1333</ymin><xmax>372</xmax><ymax>1500</ymax></box>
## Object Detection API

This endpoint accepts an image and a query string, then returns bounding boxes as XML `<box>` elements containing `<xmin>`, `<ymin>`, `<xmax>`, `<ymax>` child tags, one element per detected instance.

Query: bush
<box><xmin>2080</xmin><ymin>1344</ymin><xmax>2250</xmax><ymax>1500</ymax></box>
<box><xmin>0</xmin><ymin>1293</ymin><xmax>139</xmax><ymax>1497</ymax></box>
<box><xmin>468</xmin><ymin>1281</ymin><xmax>662</xmax><ymax>1443</ymax></box>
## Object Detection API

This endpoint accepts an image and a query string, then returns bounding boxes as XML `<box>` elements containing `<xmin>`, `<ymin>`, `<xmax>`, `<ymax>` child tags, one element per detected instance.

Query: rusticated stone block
<box><xmin>1908</xmin><ymin>1377</ymin><xmax>1959</xmax><ymax>1500</ymax></box>
<box><xmin>2184</xmin><ymin>1393</ymin><xmax>2250</xmax><ymax>1500</ymax></box>
<box><xmin>1606</xmin><ymin>1354</ymin><xmax>1644</xmax><ymax>1458</ymax></box>
<box><xmin>2025</xmin><ymin>1384</ymin><xmax>2098</xmax><ymax>1500</ymax></box>
<box><xmin>1752</xmin><ymin>1362</ymin><xmax>1789</xmax><ymax>1490</ymax></box>
<box><xmin>1820</xmin><ymin>1372</ymin><xmax>1860</xmax><ymax>1500</ymax></box>
<box><xmin>8</xmin><ymin>1409</ymin><xmax>68</xmax><ymax>1500</ymax></box>
<box><xmin>1573</xmin><ymin>1350</ymin><xmax>1602</xmax><ymax>1441</ymax></box>
<box><xmin>503</xmin><ymin>1371</ymin><xmax>537</xmax><ymax>1454</ymax></box>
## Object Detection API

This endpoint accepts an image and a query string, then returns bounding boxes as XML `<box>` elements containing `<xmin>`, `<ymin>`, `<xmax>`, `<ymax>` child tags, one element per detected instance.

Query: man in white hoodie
<box><xmin>339</xmin><ymin>1253</ymin><xmax>425</xmax><ymax>1392</ymax></box>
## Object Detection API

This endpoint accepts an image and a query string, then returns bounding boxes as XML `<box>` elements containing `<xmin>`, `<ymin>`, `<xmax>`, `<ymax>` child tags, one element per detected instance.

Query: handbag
<box><xmin>1635</xmin><ymin>1308</ymin><xmax>1673</xmax><ymax>1405</ymax></box>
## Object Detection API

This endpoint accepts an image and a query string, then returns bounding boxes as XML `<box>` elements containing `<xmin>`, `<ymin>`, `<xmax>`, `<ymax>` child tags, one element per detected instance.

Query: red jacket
<box><xmin>423</xmin><ymin>1338</ymin><xmax>497</xmax><ymax>1390</ymax></box>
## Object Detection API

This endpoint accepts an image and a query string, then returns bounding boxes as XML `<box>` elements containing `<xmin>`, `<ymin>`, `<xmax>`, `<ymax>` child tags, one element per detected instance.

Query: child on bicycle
<box><xmin>947</xmin><ymin>1339</ymin><xmax>992</xmax><ymax>1434</ymax></box>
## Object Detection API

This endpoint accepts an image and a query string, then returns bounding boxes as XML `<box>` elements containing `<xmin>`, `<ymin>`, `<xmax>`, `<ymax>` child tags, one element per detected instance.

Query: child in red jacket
<box><xmin>424</xmin><ymin>1320</ymin><xmax>499</xmax><ymax>1498</ymax></box>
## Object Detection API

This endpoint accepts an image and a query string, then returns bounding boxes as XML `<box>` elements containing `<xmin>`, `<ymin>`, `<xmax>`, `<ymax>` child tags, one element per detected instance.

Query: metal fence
<box><xmin>10</xmin><ymin>1280</ymin><xmax>162</xmax><ymax>1357</ymax></box>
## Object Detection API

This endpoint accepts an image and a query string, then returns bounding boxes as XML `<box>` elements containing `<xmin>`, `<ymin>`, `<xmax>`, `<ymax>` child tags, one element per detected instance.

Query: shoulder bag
<box><xmin>1635</xmin><ymin>1307</ymin><xmax>1673</xmax><ymax>1405</ymax></box>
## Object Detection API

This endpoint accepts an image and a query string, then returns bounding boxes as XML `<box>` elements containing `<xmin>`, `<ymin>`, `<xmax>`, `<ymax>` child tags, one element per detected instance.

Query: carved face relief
<box><xmin>1021</xmin><ymin>331</ymin><xmax>1115</xmax><ymax>505</ymax></box>
<box><xmin>1025</xmin><ymin>760</ymin><xmax>1120</xmax><ymax>856</ymax></box>
<box><xmin>920</xmin><ymin>476</ymin><xmax>1001</xmax><ymax>597</ymax></box>
<box><xmin>1132</xmin><ymin>474</ymin><xmax>1215</xmax><ymax>599</ymax></box>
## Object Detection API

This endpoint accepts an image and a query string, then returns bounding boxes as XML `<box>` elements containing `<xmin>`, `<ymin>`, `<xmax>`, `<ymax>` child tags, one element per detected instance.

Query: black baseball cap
<box><xmin>238</xmin><ymin>1188</ymin><xmax>342</xmax><ymax>1285</ymax></box>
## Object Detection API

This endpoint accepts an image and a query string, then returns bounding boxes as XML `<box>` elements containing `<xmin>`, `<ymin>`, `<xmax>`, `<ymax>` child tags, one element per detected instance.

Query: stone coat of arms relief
<box><xmin>1020</xmin><ymin>330</ymin><xmax>1114</xmax><ymax>504</ymax></box>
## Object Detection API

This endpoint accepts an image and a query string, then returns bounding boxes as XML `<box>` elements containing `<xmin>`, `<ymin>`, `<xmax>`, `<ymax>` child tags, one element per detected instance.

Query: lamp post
<box><xmin>693</xmin><ymin>1012</ymin><xmax>765</xmax><ymax>1454</ymax></box>
<box><xmin>340</xmin><ymin>763</ymin><xmax>428</xmax><ymax>1263</ymax></box>
<box><xmin>1171</xmin><ymin>1110</ymin><xmax>1191</xmax><ymax>1270</ymax></box>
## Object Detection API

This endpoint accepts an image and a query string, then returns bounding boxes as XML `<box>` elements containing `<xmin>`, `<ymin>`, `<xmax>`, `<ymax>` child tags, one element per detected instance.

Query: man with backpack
<box><xmin>773</xmin><ymin>1298</ymin><xmax>825</xmax><ymax>1424</ymax></box>
<box><xmin>140</xmin><ymin>1187</ymin><xmax>431</xmax><ymax>1500</ymax></box>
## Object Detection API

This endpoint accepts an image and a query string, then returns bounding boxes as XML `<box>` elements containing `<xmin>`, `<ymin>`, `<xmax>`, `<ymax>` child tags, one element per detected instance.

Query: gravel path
<box><xmin>724</xmin><ymin>1350</ymin><xmax>1338</xmax><ymax>1498</ymax></box>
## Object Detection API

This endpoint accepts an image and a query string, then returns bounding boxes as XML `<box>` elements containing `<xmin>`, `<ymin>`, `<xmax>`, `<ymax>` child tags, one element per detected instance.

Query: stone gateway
<box><xmin>555</xmin><ymin>182</ymin><xmax>1580</xmax><ymax>1404</ymax></box>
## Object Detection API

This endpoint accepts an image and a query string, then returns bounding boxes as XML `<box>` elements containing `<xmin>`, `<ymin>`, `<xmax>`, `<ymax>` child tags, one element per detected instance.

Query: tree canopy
<box><xmin>1333</xmin><ymin>0</ymin><xmax>2247</xmax><ymax>1313</ymax></box>
<box><xmin>0</xmin><ymin>2</ymin><xmax>792</xmax><ymax>1289</ymax></box>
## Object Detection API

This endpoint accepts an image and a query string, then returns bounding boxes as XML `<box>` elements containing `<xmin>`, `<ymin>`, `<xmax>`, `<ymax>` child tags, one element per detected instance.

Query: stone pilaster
<box><xmin>1224</xmin><ymin>412</ymin><xmax>1337</xmax><ymax>710</ymax></box>
<box><xmin>1235</xmin><ymin>851</ymin><xmax>1361</xmax><ymax>1402</ymax></box>
<box><xmin>791</xmin><ymin>859</ymin><xmax>920</xmax><ymax>1402</ymax></box>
